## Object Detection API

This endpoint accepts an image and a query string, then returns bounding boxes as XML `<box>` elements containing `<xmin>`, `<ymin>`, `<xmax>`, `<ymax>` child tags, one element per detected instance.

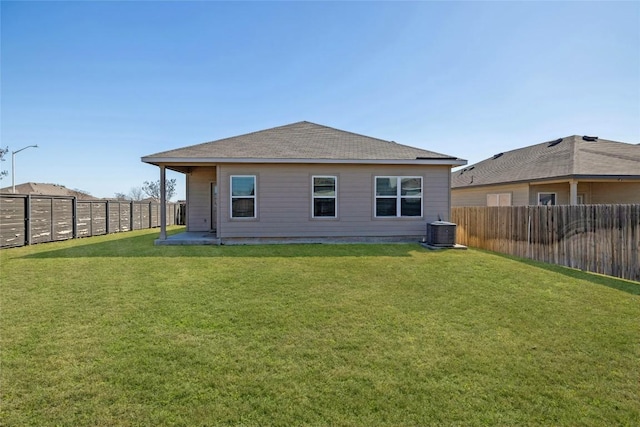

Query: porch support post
<box><xmin>159</xmin><ymin>165</ymin><xmax>167</xmax><ymax>240</ymax></box>
<box><xmin>569</xmin><ymin>180</ymin><xmax>578</xmax><ymax>205</ymax></box>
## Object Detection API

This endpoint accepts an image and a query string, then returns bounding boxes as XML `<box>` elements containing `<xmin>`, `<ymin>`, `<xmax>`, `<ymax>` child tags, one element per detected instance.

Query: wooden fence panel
<box><xmin>452</xmin><ymin>205</ymin><xmax>640</xmax><ymax>282</ymax></box>
<box><xmin>131</xmin><ymin>203</ymin><xmax>142</xmax><ymax>230</ymax></box>
<box><xmin>76</xmin><ymin>202</ymin><xmax>92</xmax><ymax>237</ymax></box>
<box><xmin>108</xmin><ymin>202</ymin><xmax>121</xmax><ymax>233</ymax></box>
<box><xmin>30</xmin><ymin>197</ymin><xmax>53</xmax><ymax>244</ymax></box>
<box><xmin>167</xmin><ymin>203</ymin><xmax>178</xmax><ymax>225</ymax></box>
<box><xmin>119</xmin><ymin>202</ymin><xmax>131</xmax><ymax>232</ymax></box>
<box><xmin>140</xmin><ymin>203</ymin><xmax>150</xmax><ymax>229</ymax></box>
<box><xmin>1</xmin><ymin>193</ymin><xmax>180</xmax><ymax>248</ymax></box>
<box><xmin>150</xmin><ymin>204</ymin><xmax>159</xmax><ymax>227</ymax></box>
<box><xmin>0</xmin><ymin>195</ymin><xmax>26</xmax><ymax>247</ymax></box>
<box><xmin>52</xmin><ymin>198</ymin><xmax>74</xmax><ymax>241</ymax></box>
<box><xmin>91</xmin><ymin>202</ymin><xmax>107</xmax><ymax>236</ymax></box>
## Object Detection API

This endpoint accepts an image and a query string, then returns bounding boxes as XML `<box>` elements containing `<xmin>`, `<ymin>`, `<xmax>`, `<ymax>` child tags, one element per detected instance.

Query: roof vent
<box><xmin>547</xmin><ymin>138</ymin><xmax>562</xmax><ymax>147</ymax></box>
<box><xmin>582</xmin><ymin>135</ymin><xmax>598</xmax><ymax>142</ymax></box>
<box><xmin>492</xmin><ymin>153</ymin><xmax>504</xmax><ymax>159</ymax></box>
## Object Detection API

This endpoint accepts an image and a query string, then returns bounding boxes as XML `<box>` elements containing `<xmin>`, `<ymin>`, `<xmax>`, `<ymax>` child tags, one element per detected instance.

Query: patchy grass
<box><xmin>1</xmin><ymin>227</ymin><xmax>638</xmax><ymax>426</ymax></box>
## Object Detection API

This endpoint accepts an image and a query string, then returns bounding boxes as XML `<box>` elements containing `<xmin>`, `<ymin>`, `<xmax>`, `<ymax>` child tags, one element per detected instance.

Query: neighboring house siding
<box><xmin>529</xmin><ymin>182</ymin><xmax>640</xmax><ymax>205</ymax></box>
<box><xmin>451</xmin><ymin>183</ymin><xmax>529</xmax><ymax>207</ymax></box>
<box><xmin>187</xmin><ymin>167</ymin><xmax>216</xmax><ymax>231</ymax></box>
<box><xmin>528</xmin><ymin>183</ymin><xmax>572</xmax><ymax>205</ymax></box>
<box><xmin>453</xmin><ymin>181</ymin><xmax>640</xmax><ymax>206</ymax></box>
<box><xmin>590</xmin><ymin>182</ymin><xmax>640</xmax><ymax>204</ymax></box>
<box><xmin>212</xmin><ymin>164</ymin><xmax>450</xmax><ymax>238</ymax></box>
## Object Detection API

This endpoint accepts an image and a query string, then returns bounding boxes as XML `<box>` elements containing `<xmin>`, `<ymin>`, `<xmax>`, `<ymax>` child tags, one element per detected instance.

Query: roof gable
<box><xmin>142</xmin><ymin>121</ymin><xmax>464</xmax><ymax>164</ymax></box>
<box><xmin>452</xmin><ymin>135</ymin><xmax>640</xmax><ymax>188</ymax></box>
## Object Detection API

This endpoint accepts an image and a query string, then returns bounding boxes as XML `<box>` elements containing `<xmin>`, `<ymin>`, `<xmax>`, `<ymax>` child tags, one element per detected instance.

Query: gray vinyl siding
<box><xmin>186</xmin><ymin>167</ymin><xmax>216</xmax><ymax>231</ymax></box>
<box><xmin>451</xmin><ymin>183</ymin><xmax>529</xmax><ymax>206</ymax></box>
<box><xmin>211</xmin><ymin>163</ymin><xmax>451</xmax><ymax>239</ymax></box>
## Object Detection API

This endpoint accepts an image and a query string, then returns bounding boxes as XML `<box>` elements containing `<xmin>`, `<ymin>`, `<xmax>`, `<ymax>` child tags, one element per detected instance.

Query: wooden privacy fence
<box><xmin>0</xmin><ymin>194</ymin><xmax>182</xmax><ymax>248</ymax></box>
<box><xmin>451</xmin><ymin>205</ymin><xmax>640</xmax><ymax>282</ymax></box>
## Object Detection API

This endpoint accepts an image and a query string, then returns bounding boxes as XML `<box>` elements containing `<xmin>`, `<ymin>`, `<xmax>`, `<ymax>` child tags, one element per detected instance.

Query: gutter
<box><xmin>451</xmin><ymin>174</ymin><xmax>640</xmax><ymax>189</ymax></box>
<box><xmin>142</xmin><ymin>157</ymin><xmax>468</xmax><ymax>167</ymax></box>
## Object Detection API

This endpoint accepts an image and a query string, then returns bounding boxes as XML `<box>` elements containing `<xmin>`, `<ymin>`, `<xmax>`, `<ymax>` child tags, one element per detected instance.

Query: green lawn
<box><xmin>1</xmin><ymin>227</ymin><xmax>638</xmax><ymax>426</ymax></box>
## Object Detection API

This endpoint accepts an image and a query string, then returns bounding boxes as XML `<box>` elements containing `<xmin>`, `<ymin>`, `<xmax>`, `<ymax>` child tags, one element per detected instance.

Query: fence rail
<box><xmin>0</xmin><ymin>194</ymin><xmax>184</xmax><ymax>248</ymax></box>
<box><xmin>451</xmin><ymin>205</ymin><xmax>640</xmax><ymax>282</ymax></box>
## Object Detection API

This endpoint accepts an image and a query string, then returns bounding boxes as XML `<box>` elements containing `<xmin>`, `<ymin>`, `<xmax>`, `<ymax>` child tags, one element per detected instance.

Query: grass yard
<box><xmin>1</xmin><ymin>226</ymin><xmax>639</xmax><ymax>426</ymax></box>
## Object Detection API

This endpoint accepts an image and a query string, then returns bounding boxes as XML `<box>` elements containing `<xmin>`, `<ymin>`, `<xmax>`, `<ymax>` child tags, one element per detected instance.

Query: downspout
<box><xmin>447</xmin><ymin>166</ymin><xmax>452</xmax><ymax>221</ymax></box>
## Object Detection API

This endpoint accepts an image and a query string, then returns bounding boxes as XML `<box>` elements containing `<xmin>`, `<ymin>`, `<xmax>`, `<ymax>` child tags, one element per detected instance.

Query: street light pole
<box><xmin>12</xmin><ymin>144</ymin><xmax>38</xmax><ymax>194</ymax></box>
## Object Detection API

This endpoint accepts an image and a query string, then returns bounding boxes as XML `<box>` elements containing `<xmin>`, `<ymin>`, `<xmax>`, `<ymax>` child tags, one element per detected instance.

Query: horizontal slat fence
<box><xmin>0</xmin><ymin>194</ymin><xmax>182</xmax><ymax>248</ymax></box>
<box><xmin>452</xmin><ymin>205</ymin><xmax>640</xmax><ymax>282</ymax></box>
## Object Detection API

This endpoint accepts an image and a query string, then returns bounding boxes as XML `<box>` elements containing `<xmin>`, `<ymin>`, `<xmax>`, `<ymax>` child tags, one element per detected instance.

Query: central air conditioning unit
<box><xmin>426</xmin><ymin>221</ymin><xmax>456</xmax><ymax>247</ymax></box>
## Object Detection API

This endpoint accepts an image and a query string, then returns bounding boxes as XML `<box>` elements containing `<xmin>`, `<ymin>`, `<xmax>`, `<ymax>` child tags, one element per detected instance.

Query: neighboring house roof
<box><xmin>0</xmin><ymin>182</ymin><xmax>98</xmax><ymax>199</ymax></box>
<box><xmin>142</xmin><ymin>121</ymin><xmax>466</xmax><ymax>166</ymax></box>
<box><xmin>452</xmin><ymin>135</ymin><xmax>640</xmax><ymax>188</ymax></box>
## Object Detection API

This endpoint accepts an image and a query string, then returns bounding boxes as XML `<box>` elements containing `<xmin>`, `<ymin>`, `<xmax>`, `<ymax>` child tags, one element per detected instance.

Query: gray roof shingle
<box><xmin>142</xmin><ymin>121</ymin><xmax>464</xmax><ymax>163</ymax></box>
<box><xmin>452</xmin><ymin>135</ymin><xmax>640</xmax><ymax>188</ymax></box>
<box><xmin>0</xmin><ymin>182</ymin><xmax>98</xmax><ymax>199</ymax></box>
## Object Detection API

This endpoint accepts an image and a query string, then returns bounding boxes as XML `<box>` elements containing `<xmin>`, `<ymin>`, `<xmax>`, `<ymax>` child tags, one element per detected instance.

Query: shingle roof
<box><xmin>452</xmin><ymin>135</ymin><xmax>640</xmax><ymax>188</ymax></box>
<box><xmin>142</xmin><ymin>121</ymin><xmax>465</xmax><ymax>164</ymax></box>
<box><xmin>0</xmin><ymin>182</ymin><xmax>98</xmax><ymax>199</ymax></box>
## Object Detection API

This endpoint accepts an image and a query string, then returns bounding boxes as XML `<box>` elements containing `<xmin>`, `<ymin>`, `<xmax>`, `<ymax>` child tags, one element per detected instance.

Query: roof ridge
<box><xmin>300</xmin><ymin>121</ymin><xmax>394</xmax><ymax>144</ymax></box>
<box><xmin>201</xmin><ymin>121</ymin><xmax>311</xmax><ymax>146</ymax></box>
<box><xmin>570</xmin><ymin>135</ymin><xmax>580</xmax><ymax>175</ymax></box>
<box><xmin>153</xmin><ymin>121</ymin><xmax>428</xmax><ymax>155</ymax></box>
<box><xmin>301</xmin><ymin>121</ymin><xmax>458</xmax><ymax>157</ymax></box>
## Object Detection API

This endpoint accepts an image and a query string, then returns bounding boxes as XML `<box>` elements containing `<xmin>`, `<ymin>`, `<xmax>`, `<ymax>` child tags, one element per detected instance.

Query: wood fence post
<box><xmin>89</xmin><ymin>202</ymin><xmax>93</xmax><ymax>237</ymax></box>
<box><xmin>25</xmin><ymin>195</ymin><xmax>31</xmax><ymax>246</ymax></box>
<box><xmin>106</xmin><ymin>200</ymin><xmax>110</xmax><ymax>234</ymax></box>
<box><xmin>72</xmin><ymin>196</ymin><xmax>77</xmax><ymax>239</ymax></box>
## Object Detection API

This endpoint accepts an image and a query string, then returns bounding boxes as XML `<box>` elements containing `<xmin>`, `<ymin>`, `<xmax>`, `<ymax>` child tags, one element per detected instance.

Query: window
<box><xmin>375</xmin><ymin>176</ymin><xmax>422</xmax><ymax>217</ymax></box>
<box><xmin>538</xmin><ymin>192</ymin><xmax>556</xmax><ymax>206</ymax></box>
<box><xmin>312</xmin><ymin>176</ymin><xmax>337</xmax><ymax>218</ymax></box>
<box><xmin>230</xmin><ymin>175</ymin><xmax>256</xmax><ymax>218</ymax></box>
<box><xmin>487</xmin><ymin>193</ymin><xmax>512</xmax><ymax>206</ymax></box>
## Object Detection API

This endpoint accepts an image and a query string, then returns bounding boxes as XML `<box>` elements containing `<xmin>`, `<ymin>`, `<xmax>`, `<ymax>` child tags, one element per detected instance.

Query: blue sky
<box><xmin>2</xmin><ymin>1</ymin><xmax>638</xmax><ymax>200</ymax></box>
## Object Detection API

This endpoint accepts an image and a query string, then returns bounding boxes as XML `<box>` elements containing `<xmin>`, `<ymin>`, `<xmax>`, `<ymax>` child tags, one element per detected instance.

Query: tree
<box><xmin>128</xmin><ymin>186</ymin><xmax>144</xmax><ymax>201</ymax></box>
<box><xmin>114</xmin><ymin>192</ymin><xmax>128</xmax><ymax>201</ymax></box>
<box><xmin>0</xmin><ymin>147</ymin><xmax>8</xmax><ymax>180</ymax></box>
<box><xmin>142</xmin><ymin>179</ymin><xmax>176</xmax><ymax>201</ymax></box>
<box><xmin>70</xmin><ymin>188</ymin><xmax>93</xmax><ymax>200</ymax></box>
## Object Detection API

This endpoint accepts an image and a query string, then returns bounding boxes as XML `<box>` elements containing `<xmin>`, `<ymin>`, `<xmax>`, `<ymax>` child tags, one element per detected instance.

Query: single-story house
<box><xmin>142</xmin><ymin>121</ymin><xmax>466</xmax><ymax>244</ymax></box>
<box><xmin>0</xmin><ymin>182</ymin><xmax>99</xmax><ymax>200</ymax></box>
<box><xmin>451</xmin><ymin>135</ymin><xmax>640</xmax><ymax>207</ymax></box>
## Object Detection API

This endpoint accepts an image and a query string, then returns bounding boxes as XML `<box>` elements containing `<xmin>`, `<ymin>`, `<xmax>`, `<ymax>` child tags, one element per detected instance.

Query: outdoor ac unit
<box><xmin>426</xmin><ymin>221</ymin><xmax>456</xmax><ymax>247</ymax></box>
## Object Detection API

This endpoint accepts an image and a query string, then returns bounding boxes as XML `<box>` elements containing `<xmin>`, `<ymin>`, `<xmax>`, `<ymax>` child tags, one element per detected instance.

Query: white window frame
<box><xmin>230</xmin><ymin>175</ymin><xmax>257</xmax><ymax>219</ymax></box>
<box><xmin>374</xmin><ymin>176</ymin><xmax>423</xmax><ymax>218</ymax></box>
<box><xmin>311</xmin><ymin>175</ymin><xmax>337</xmax><ymax>219</ymax></box>
<box><xmin>487</xmin><ymin>193</ymin><xmax>512</xmax><ymax>206</ymax></box>
<box><xmin>537</xmin><ymin>192</ymin><xmax>556</xmax><ymax>206</ymax></box>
